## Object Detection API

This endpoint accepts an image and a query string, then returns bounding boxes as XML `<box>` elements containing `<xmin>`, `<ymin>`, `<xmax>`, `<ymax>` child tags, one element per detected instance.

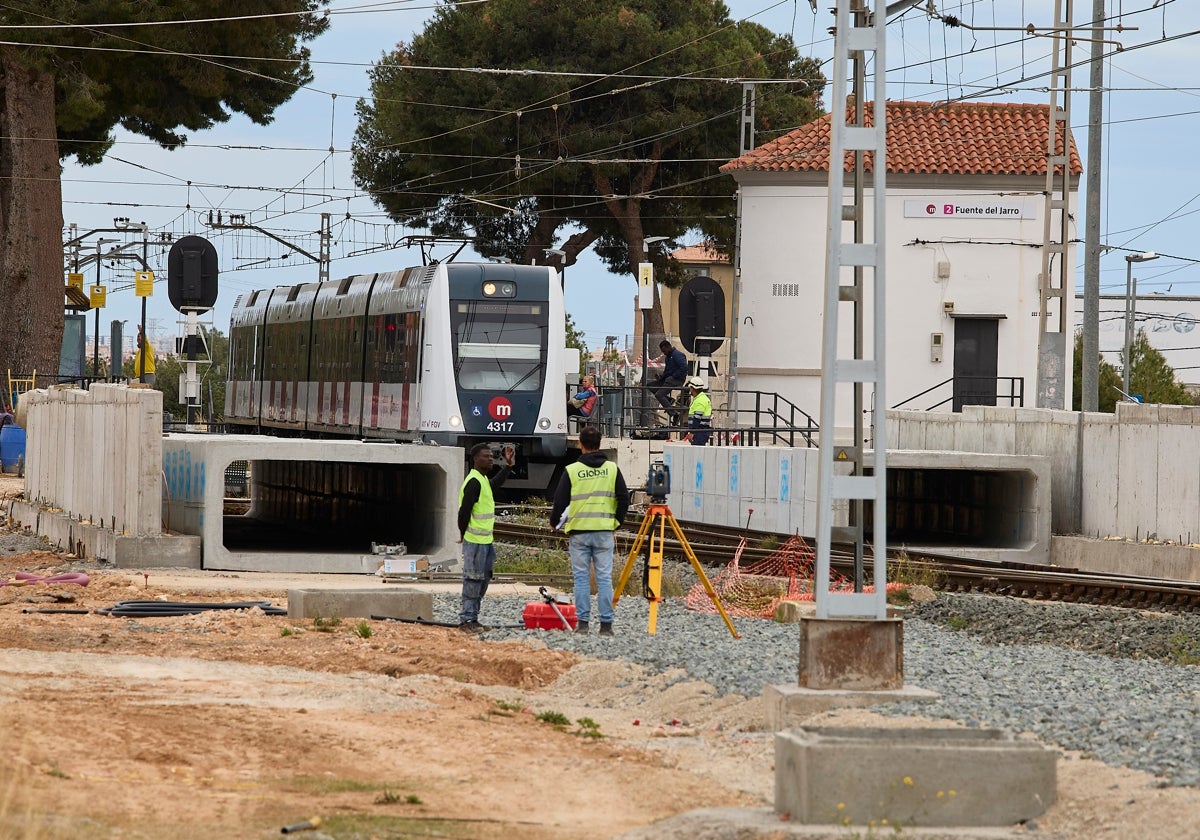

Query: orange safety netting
<box><xmin>684</xmin><ymin>534</ymin><xmax>905</xmax><ymax>618</ymax></box>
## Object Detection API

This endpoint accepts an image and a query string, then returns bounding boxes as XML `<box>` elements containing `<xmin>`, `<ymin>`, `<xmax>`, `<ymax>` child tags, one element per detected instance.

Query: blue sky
<box><xmin>59</xmin><ymin>1</ymin><xmax>1200</xmax><ymax>358</ymax></box>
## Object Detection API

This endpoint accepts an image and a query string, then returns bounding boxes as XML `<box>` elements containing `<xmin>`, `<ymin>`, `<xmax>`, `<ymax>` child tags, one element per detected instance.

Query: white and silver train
<box><xmin>225</xmin><ymin>262</ymin><xmax>570</xmax><ymax>488</ymax></box>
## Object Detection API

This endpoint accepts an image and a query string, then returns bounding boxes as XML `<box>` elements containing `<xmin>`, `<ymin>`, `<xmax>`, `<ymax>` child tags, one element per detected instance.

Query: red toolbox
<box><xmin>522</xmin><ymin>601</ymin><xmax>578</xmax><ymax>631</ymax></box>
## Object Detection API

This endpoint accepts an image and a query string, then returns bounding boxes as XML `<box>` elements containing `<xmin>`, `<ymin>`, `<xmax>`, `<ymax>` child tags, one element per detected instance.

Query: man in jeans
<box><xmin>549</xmin><ymin>425</ymin><xmax>630</xmax><ymax>636</ymax></box>
<box><xmin>456</xmin><ymin>442</ymin><xmax>515</xmax><ymax>632</ymax></box>
<box><xmin>649</xmin><ymin>339</ymin><xmax>688</xmax><ymax>424</ymax></box>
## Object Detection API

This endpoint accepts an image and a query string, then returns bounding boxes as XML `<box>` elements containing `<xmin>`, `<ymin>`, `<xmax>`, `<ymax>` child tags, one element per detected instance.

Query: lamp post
<box><xmin>1123</xmin><ymin>252</ymin><xmax>1159</xmax><ymax>397</ymax></box>
<box><xmin>544</xmin><ymin>248</ymin><xmax>566</xmax><ymax>291</ymax></box>
<box><xmin>639</xmin><ymin>237</ymin><xmax>668</xmax><ymax>397</ymax></box>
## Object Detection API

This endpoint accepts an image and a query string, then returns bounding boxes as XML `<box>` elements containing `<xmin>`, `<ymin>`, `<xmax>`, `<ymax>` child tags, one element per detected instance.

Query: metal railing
<box><xmin>891</xmin><ymin>376</ymin><xmax>1025</xmax><ymax>412</ymax></box>
<box><xmin>573</xmin><ymin>384</ymin><xmax>819</xmax><ymax>448</ymax></box>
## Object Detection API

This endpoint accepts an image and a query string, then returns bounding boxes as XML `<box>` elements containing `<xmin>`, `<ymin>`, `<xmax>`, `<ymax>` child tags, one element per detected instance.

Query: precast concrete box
<box><xmin>799</xmin><ymin>616</ymin><xmax>903</xmax><ymax>690</ymax></box>
<box><xmin>162</xmin><ymin>435</ymin><xmax>461</xmax><ymax>573</ymax></box>
<box><xmin>775</xmin><ymin>727</ymin><xmax>1057</xmax><ymax>827</ymax></box>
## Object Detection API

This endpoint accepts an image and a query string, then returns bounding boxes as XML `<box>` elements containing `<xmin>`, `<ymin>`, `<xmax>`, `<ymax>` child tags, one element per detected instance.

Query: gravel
<box><xmin>446</xmin><ymin>588</ymin><xmax>1200</xmax><ymax>788</ymax></box>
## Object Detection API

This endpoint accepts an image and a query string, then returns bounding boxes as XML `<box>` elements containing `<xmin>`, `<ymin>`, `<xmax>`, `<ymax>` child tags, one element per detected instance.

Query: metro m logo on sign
<box><xmin>488</xmin><ymin>396</ymin><xmax>513</xmax><ymax>420</ymax></box>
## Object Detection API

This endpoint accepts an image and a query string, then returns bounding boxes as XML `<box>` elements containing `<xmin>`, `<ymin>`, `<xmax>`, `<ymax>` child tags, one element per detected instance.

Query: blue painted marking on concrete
<box><xmin>780</xmin><ymin>458</ymin><xmax>791</xmax><ymax>502</ymax></box>
<box><xmin>730</xmin><ymin>452</ymin><xmax>739</xmax><ymax>495</ymax></box>
<box><xmin>694</xmin><ymin>461</ymin><xmax>703</xmax><ymax>508</ymax></box>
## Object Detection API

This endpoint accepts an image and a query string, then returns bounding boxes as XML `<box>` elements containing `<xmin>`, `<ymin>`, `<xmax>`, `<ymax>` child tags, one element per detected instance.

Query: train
<box><xmin>224</xmin><ymin>262</ymin><xmax>571</xmax><ymax>492</ymax></box>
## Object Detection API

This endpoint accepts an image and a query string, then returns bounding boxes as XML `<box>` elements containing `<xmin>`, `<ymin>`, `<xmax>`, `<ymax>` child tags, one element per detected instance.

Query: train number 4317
<box><xmin>486</xmin><ymin>421</ymin><xmax>514</xmax><ymax>432</ymax></box>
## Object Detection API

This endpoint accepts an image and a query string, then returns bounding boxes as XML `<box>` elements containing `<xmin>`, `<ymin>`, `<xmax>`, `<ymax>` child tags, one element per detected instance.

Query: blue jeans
<box><xmin>568</xmin><ymin>530</ymin><xmax>615</xmax><ymax>624</ymax></box>
<box><xmin>459</xmin><ymin>540</ymin><xmax>495</xmax><ymax>623</ymax></box>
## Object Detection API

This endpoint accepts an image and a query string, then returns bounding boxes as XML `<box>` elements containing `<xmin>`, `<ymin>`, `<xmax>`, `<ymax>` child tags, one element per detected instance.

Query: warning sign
<box><xmin>834</xmin><ymin>447</ymin><xmax>853</xmax><ymax>462</ymax></box>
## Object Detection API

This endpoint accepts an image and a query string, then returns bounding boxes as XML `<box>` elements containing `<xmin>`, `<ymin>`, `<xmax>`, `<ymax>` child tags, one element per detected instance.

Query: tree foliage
<box><xmin>1073</xmin><ymin>329</ymin><xmax>1194</xmax><ymax>411</ymax></box>
<box><xmin>0</xmin><ymin>2</ymin><xmax>329</xmax><ymax>384</ymax></box>
<box><xmin>1125</xmin><ymin>330</ymin><xmax>1194</xmax><ymax>407</ymax></box>
<box><xmin>351</xmin><ymin>0</ymin><xmax>823</xmax><ymax>330</ymax></box>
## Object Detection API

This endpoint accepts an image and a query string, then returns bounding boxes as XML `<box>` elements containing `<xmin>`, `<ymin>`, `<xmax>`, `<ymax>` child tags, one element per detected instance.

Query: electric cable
<box><xmin>1</xmin><ymin>571</ymin><xmax>90</xmax><ymax>587</ymax></box>
<box><xmin>96</xmin><ymin>600</ymin><xmax>286</xmax><ymax>617</ymax></box>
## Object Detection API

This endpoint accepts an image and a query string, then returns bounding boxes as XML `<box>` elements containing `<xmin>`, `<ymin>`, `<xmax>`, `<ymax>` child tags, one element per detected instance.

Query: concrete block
<box><xmin>8</xmin><ymin>501</ymin><xmax>201</xmax><ymax>568</ymax></box>
<box><xmin>287</xmin><ymin>588</ymin><xmax>434</xmax><ymax>621</ymax></box>
<box><xmin>799</xmin><ymin>617</ymin><xmax>903</xmax><ymax>691</ymax></box>
<box><xmin>764</xmin><ymin>683</ymin><xmax>938</xmax><ymax>729</ymax></box>
<box><xmin>775</xmin><ymin>727</ymin><xmax>1057</xmax><ymax>827</ymax></box>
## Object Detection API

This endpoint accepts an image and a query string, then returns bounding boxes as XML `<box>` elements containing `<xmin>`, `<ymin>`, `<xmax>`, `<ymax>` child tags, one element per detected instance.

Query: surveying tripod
<box><xmin>614</xmin><ymin>501</ymin><xmax>740</xmax><ymax>639</ymax></box>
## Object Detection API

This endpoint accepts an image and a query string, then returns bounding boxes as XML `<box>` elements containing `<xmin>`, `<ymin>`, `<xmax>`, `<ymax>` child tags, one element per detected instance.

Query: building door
<box><xmin>952</xmin><ymin>318</ymin><xmax>998</xmax><ymax>411</ymax></box>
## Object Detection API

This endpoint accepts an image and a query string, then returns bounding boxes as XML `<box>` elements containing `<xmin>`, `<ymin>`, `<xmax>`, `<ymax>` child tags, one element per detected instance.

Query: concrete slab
<box><xmin>9</xmin><ymin>500</ymin><xmax>201</xmax><ymax>568</ymax></box>
<box><xmin>287</xmin><ymin>588</ymin><xmax>434</xmax><ymax>621</ymax></box>
<box><xmin>1051</xmin><ymin>535</ymin><xmax>1200</xmax><ymax>584</ymax></box>
<box><xmin>775</xmin><ymin>727</ymin><xmax>1057</xmax><ymax>827</ymax></box>
<box><xmin>764</xmin><ymin>683</ymin><xmax>939</xmax><ymax>730</ymax></box>
<box><xmin>616</xmin><ymin>806</ymin><xmax>1030</xmax><ymax>839</ymax></box>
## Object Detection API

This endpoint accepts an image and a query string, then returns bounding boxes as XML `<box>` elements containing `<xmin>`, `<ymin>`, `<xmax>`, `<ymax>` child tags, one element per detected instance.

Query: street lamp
<box><xmin>1123</xmin><ymin>251</ymin><xmax>1159</xmax><ymax>398</ymax></box>
<box><xmin>639</xmin><ymin>237</ymin><xmax>669</xmax><ymax>396</ymax></box>
<box><xmin>544</xmin><ymin>248</ymin><xmax>566</xmax><ymax>291</ymax></box>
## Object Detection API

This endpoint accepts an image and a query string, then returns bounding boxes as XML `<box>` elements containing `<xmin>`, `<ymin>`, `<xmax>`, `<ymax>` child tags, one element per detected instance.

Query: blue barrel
<box><xmin>0</xmin><ymin>424</ymin><xmax>26</xmax><ymax>473</ymax></box>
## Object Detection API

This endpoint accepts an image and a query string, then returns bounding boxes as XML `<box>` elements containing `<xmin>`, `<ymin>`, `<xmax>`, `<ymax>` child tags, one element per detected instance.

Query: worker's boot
<box><xmin>599</xmin><ymin>622</ymin><xmax>614</xmax><ymax>637</ymax></box>
<box><xmin>574</xmin><ymin>620</ymin><xmax>589</xmax><ymax>634</ymax></box>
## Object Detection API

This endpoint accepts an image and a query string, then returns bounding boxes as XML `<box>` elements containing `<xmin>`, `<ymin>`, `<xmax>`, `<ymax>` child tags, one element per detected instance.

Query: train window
<box><xmin>482</xmin><ymin>280</ymin><xmax>516</xmax><ymax>298</ymax></box>
<box><xmin>336</xmin><ymin>277</ymin><xmax>353</xmax><ymax>295</ymax></box>
<box><xmin>248</xmin><ymin>291</ymin><xmax>260</xmax><ymax>307</ymax></box>
<box><xmin>287</xmin><ymin>284</ymin><xmax>303</xmax><ymax>302</ymax></box>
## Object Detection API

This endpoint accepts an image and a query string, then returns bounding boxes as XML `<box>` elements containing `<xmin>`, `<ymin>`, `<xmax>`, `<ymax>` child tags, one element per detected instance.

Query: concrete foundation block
<box><xmin>775</xmin><ymin>727</ymin><xmax>1057</xmax><ymax>827</ymax></box>
<box><xmin>764</xmin><ymin>683</ymin><xmax>939</xmax><ymax>730</ymax></box>
<box><xmin>10</xmin><ymin>501</ymin><xmax>201</xmax><ymax>568</ymax></box>
<box><xmin>287</xmin><ymin>588</ymin><xmax>434</xmax><ymax>622</ymax></box>
<box><xmin>800</xmin><ymin>617</ymin><xmax>903</xmax><ymax>690</ymax></box>
<box><xmin>774</xmin><ymin>599</ymin><xmax>816</xmax><ymax>623</ymax></box>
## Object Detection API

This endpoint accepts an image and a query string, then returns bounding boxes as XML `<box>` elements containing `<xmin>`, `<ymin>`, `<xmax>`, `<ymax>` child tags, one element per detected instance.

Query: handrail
<box><xmin>892</xmin><ymin>376</ymin><xmax>1025</xmax><ymax>412</ymax></box>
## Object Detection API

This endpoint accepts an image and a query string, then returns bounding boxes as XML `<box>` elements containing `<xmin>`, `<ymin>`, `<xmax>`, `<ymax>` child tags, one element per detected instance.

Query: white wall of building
<box><xmin>735</xmin><ymin>182</ymin><xmax>1076</xmax><ymax>437</ymax></box>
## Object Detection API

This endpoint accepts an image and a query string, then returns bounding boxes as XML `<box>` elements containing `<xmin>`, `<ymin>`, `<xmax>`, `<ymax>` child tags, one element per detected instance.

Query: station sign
<box><xmin>903</xmin><ymin>198</ymin><xmax>1039</xmax><ymax>219</ymax></box>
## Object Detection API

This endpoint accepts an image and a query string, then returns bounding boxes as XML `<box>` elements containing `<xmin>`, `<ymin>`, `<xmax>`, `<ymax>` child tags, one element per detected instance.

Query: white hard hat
<box><xmin>687</xmin><ymin>376</ymin><xmax>707</xmax><ymax>390</ymax></box>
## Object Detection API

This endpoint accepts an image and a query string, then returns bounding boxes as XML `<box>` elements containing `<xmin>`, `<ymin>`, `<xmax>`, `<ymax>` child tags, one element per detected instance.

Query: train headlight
<box><xmin>538</xmin><ymin>417</ymin><xmax>552</xmax><ymax>430</ymax></box>
<box><xmin>449</xmin><ymin>414</ymin><xmax>462</xmax><ymax>428</ymax></box>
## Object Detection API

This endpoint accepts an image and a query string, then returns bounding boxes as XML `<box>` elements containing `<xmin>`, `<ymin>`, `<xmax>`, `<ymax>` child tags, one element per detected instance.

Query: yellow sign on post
<box><xmin>67</xmin><ymin>272</ymin><xmax>84</xmax><ymax>290</ymax></box>
<box><xmin>638</xmin><ymin>262</ymin><xmax>654</xmax><ymax>310</ymax></box>
<box><xmin>134</xmin><ymin>270</ymin><xmax>154</xmax><ymax>297</ymax></box>
<box><xmin>89</xmin><ymin>285</ymin><xmax>107</xmax><ymax>308</ymax></box>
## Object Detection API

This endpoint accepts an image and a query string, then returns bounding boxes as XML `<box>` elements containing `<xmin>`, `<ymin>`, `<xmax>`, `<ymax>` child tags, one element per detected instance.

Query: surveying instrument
<box><xmin>614</xmin><ymin>462</ymin><xmax>740</xmax><ymax>638</ymax></box>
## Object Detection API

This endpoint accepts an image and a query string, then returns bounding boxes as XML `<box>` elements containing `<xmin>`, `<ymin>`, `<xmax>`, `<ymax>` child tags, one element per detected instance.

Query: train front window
<box><xmin>451</xmin><ymin>302</ymin><xmax>545</xmax><ymax>392</ymax></box>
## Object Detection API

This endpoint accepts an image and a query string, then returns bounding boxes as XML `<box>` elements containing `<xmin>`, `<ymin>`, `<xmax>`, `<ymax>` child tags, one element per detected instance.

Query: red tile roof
<box><xmin>721</xmin><ymin>100</ymin><xmax>1082</xmax><ymax>177</ymax></box>
<box><xmin>672</xmin><ymin>243</ymin><xmax>728</xmax><ymax>263</ymax></box>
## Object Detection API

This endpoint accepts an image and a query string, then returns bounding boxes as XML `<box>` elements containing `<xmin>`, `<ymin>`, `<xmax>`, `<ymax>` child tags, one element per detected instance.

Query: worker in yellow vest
<box><xmin>456</xmin><ymin>442</ymin><xmax>515</xmax><ymax>632</ymax></box>
<box><xmin>682</xmin><ymin>376</ymin><xmax>712</xmax><ymax>446</ymax></box>
<box><xmin>548</xmin><ymin>425</ymin><xmax>630</xmax><ymax>636</ymax></box>
<box><xmin>134</xmin><ymin>327</ymin><xmax>156</xmax><ymax>386</ymax></box>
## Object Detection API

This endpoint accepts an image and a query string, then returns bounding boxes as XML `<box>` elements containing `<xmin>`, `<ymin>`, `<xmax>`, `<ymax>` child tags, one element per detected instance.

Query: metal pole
<box><xmin>1082</xmin><ymin>0</ymin><xmax>1105</xmax><ymax>411</ymax></box>
<box><xmin>1123</xmin><ymin>258</ymin><xmax>1133</xmax><ymax>396</ymax></box>
<box><xmin>93</xmin><ymin>252</ymin><xmax>101</xmax><ymax>378</ymax></box>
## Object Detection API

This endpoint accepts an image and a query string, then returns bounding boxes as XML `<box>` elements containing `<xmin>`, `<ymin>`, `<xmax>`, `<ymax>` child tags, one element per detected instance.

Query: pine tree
<box><xmin>1126</xmin><ymin>330</ymin><xmax>1194</xmax><ymax>406</ymax></box>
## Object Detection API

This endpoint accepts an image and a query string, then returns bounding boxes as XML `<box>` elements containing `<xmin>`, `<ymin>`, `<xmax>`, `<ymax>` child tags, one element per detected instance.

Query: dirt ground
<box><xmin>2</xmin><ymin>473</ymin><xmax>1200</xmax><ymax>839</ymax></box>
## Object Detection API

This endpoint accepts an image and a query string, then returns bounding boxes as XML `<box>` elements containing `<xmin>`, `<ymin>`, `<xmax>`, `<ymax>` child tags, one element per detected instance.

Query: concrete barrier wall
<box><xmin>23</xmin><ymin>385</ymin><xmax>163</xmax><ymax>537</ymax></box>
<box><xmin>889</xmin><ymin>404</ymin><xmax>1200</xmax><ymax>542</ymax></box>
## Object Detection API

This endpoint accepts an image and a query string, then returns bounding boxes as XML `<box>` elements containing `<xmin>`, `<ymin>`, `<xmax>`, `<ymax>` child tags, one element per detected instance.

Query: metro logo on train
<box><xmin>488</xmin><ymin>397</ymin><xmax>512</xmax><ymax>420</ymax></box>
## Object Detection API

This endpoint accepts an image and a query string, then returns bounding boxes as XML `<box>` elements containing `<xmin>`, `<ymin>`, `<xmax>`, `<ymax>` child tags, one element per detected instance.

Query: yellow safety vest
<box><xmin>460</xmin><ymin>468</ymin><xmax>495</xmax><ymax>544</ymax></box>
<box><xmin>566</xmin><ymin>460</ymin><xmax>619</xmax><ymax>532</ymax></box>
<box><xmin>689</xmin><ymin>391</ymin><xmax>712</xmax><ymax>427</ymax></box>
<box><xmin>134</xmin><ymin>337</ymin><xmax>156</xmax><ymax>375</ymax></box>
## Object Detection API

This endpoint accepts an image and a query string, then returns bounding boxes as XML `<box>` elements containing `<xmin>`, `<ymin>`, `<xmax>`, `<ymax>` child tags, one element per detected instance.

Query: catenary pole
<box><xmin>1081</xmin><ymin>0</ymin><xmax>1105</xmax><ymax>412</ymax></box>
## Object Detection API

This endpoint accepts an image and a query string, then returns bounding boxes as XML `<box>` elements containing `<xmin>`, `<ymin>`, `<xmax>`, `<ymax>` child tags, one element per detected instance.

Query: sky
<box><xmin>56</xmin><ymin>0</ymin><xmax>1200</xmax><ymax>365</ymax></box>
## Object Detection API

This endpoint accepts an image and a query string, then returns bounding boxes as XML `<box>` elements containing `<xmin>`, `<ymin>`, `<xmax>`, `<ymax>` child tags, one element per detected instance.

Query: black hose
<box><xmin>97</xmin><ymin>600</ymin><xmax>287</xmax><ymax>617</ymax></box>
<box><xmin>370</xmin><ymin>613</ymin><xmax>459</xmax><ymax>627</ymax></box>
<box><xmin>21</xmin><ymin>608</ymin><xmax>91</xmax><ymax>614</ymax></box>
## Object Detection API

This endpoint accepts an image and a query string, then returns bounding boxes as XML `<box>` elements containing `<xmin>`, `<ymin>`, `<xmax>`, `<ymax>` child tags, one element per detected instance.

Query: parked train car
<box><xmin>226</xmin><ymin>262</ymin><xmax>570</xmax><ymax>490</ymax></box>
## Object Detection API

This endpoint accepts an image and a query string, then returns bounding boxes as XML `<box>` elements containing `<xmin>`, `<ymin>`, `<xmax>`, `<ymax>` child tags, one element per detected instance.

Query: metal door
<box><xmin>952</xmin><ymin>318</ymin><xmax>999</xmax><ymax>411</ymax></box>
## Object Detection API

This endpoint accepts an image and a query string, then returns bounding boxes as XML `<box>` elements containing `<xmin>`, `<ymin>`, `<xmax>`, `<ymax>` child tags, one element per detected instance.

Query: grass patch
<box><xmin>312</xmin><ymin>615</ymin><xmax>342</xmax><ymax>633</ymax></box>
<box><xmin>279</xmin><ymin>626</ymin><xmax>297</xmax><ymax>637</ymax></box>
<box><xmin>947</xmin><ymin>614</ymin><xmax>970</xmax><ymax>631</ymax></box>
<box><xmin>575</xmin><ymin>717</ymin><xmax>603</xmax><ymax>739</ymax></box>
<box><xmin>1169</xmin><ymin>633</ymin><xmax>1200</xmax><ymax>666</ymax></box>
<box><xmin>535</xmin><ymin>710</ymin><xmax>570</xmax><ymax>728</ymax></box>
<box><xmin>353</xmin><ymin>620</ymin><xmax>372</xmax><ymax>639</ymax></box>
<box><xmin>279</xmin><ymin>776</ymin><xmax>386</xmax><ymax>795</ymax></box>
<box><xmin>888</xmin><ymin>551</ymin><xmax>945</xmax><ymax>590</ymax></box>
<box><xmin>495</xmin><ymin>546</ymin><xmax>569</xmax><ymax>576</ymax></box>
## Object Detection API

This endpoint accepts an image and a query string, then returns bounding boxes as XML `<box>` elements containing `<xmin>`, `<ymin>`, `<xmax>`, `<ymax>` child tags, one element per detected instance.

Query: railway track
<box><xmin>492</xmin><ymin>511</ymin><xmax>1200</xmax><ymax>612</ymax></box>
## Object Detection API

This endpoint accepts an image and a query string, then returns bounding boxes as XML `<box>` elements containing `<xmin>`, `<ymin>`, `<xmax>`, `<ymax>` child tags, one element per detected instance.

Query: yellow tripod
<box><xmin>614</xmin><ymin>503</ymin><xmax>740</xmax><ymax>638</ymax></box>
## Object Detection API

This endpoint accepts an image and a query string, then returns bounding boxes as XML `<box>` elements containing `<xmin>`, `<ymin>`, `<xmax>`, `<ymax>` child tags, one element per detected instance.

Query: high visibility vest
<box><xmin>688</xmin><ymin>391</ymin><xmax>712</xmax><ymax>428</ymax></box>
<box><xmin>566</xmin><ymin>460</ymin><xmax>619</xmax><ymax>532</ymax></box>
<box><xmin>460</xmin><ymin>468</ymin><xmax>495</xmax><ymax>544</ymax></box>
<box><xmin>135</xmin><ymin>336</ymin><xmax>156</xmax><ymax>375</ymax></box>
